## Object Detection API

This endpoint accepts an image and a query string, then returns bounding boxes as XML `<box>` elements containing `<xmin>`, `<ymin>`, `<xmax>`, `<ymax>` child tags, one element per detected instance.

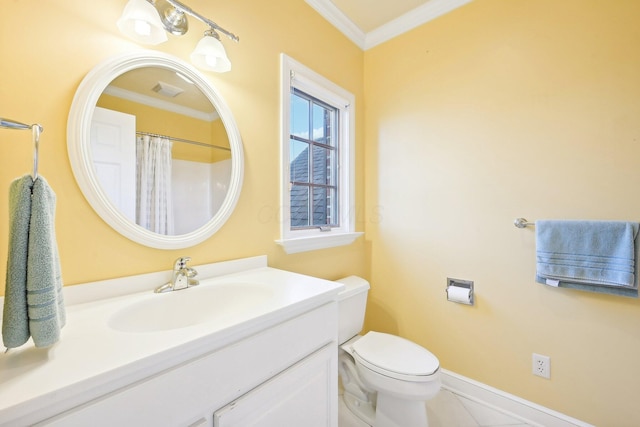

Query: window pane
<box><xmin>290</xmin><ymin>139</ymin><xmax>309</xmax><ymax>183</ymax></box>
<box><xmin>312</xmin><ymin>186</ymin><xmax>328</xmax><ymax>226</ymax></box>
<box><xmin>312</xmin><ymin>145</ymin><xmax>332</xmax><ymax>185</ymax></box>
<box><xmin>290</xmin><ymin>185</ymin><xmax>309</xmax><ymax>227</ymax></box>
<box><xmin>312</xmin><ymin>103</ymin><xmax>330</xmax><ymax>144</ymax></box>
<box><xmin>312</xmin><ymin>187</ymin><xmax>338</xmax><ymax>226</ymax></box>
<box><xmin>290</xmin><ymin>94</ymin><xmax>309</xmax><ymax>139</ymax></box>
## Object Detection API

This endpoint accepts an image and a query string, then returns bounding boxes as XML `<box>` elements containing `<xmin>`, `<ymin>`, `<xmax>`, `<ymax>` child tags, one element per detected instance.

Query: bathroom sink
<box><xmin>108</xmin><ymin>282</ymin><xmax>275</xmax><ymax>333</ymax></box>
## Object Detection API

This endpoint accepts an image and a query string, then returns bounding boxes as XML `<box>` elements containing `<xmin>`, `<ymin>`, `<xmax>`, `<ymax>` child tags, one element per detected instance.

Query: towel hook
<box><xmin>0</xmin><ymin>118</ymin><xmax>43</xmax><ymax>180</ymax></box>
<box><xmin>32</xmin><ymin>124</ymin><xmax>41</xmax><ymax>180</ymax></box>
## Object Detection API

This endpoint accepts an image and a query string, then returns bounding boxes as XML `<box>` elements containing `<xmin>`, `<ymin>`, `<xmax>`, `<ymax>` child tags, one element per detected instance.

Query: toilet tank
<box><xmin>336</xmin><ymin>276</ymin><xmax>370</xmax><ymax>344</ymax></box>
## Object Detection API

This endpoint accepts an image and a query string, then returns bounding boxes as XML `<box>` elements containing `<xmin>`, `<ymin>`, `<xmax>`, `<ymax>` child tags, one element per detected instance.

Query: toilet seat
<box><xmin>351</xmin><ymin>331</ymin><xmax>439</xmax><ymax>382</ymax></box>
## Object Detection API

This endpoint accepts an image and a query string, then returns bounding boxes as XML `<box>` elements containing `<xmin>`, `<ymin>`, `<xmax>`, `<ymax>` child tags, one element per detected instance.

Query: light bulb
<box><xmin>205</xmin><ymin>55</ymin><xmax>219</xmax><ymax>68</ymax></box>
<box><xmin>134</xmin><ymin>19</ymin><xmax>151</xmax><ymax>36</ymax></box>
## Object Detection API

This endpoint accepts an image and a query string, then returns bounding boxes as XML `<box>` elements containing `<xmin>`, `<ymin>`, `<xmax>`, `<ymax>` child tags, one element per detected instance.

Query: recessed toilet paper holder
<box><xmin>446</xmin><ymin>278</ymin><xmax>474</xmax><ymax>305</ymax></box>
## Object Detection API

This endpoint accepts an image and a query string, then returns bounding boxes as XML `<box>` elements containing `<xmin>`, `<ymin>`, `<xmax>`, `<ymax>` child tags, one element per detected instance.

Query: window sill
<box><xmin>276</xmin><ymin>232</ymin><xmax>364</xmax><ymax>254</ymax></box>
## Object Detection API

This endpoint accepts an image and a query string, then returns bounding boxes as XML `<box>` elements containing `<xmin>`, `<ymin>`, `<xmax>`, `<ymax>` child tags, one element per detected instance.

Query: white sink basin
<box><xmin>108</xmin><ymin>282</ymin><xmax>275</xmax><ymax>333</ymax></box>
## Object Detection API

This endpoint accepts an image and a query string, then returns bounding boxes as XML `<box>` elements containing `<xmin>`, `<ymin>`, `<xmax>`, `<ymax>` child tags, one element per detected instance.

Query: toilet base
<box><xmin>339</xmin><ymin>393</ymin><xmax>372</xmax><ymax>427</ymax></box>
<box><xmin>343</xmin><ymin>390</ymin><xmax>376</xmax><ymax>426</ymax></box>
<box><xmin>339</xmin><ymin>392</ymin><xmax>431</xmax><ymax>427</ymax></box>
<box><xmin>374</xmin><ymin>393</ymin><xmax>429</xmax><ymax>427</ymax></box>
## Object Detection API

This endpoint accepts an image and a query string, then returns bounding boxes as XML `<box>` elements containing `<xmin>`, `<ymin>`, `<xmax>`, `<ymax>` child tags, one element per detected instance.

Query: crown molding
<box><xmin>304</xmin><ymin>0</ymin><xmax>367</xmax><ymax>49</ymax></box>
<box><xmin>103</xmin><ymin>86</ymin><xmax>219</xmax><ymax>122</ymax></box>
<box><xmin>306</xmin><ymin>0</ymin><xmax>473</xmax><ymax>51</ymax></box>
<box><xmin>365</xmin><ymin>0</ymin><xmax>473</xmax><ymax>49</ymax></box>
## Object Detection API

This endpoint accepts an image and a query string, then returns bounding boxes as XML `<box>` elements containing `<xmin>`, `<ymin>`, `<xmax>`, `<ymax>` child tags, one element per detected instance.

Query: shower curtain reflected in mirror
<box><xmin>136</xmin><ymin>135</ymin><xmax>174</xmax><ymax>235</ymax></box>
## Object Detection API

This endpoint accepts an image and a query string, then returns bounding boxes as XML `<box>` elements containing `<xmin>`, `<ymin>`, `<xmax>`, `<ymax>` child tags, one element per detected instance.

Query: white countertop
<box><xmin>0</xmin><ymin>256</ymin><xmax>343</xmax><ymax>426</ymax></box>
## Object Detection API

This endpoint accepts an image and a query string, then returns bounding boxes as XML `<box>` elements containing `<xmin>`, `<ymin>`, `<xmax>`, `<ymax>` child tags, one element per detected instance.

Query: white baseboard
<box><xmin>440</xmin><ymin>369</ymin><xmax>594</xmax><ymax>427</ymax></box>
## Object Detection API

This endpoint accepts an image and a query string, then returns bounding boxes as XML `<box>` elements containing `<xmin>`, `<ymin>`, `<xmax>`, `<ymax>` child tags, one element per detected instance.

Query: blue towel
<box><xmin>2</xmin><ymin>175</ymin><xmax>65</xmax><ymax>349</ymax></box>
<box><xmin>535</xmin><ymin>220</ymin><xmax>639</xmax><ymax>298</ymax></box>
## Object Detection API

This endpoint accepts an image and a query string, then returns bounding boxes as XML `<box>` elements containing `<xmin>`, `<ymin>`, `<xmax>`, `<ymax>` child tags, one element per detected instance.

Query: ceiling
<box><xmin>104</xmin><ymin>67</ymin><xmax>218</xmax><ymax>121</ymax></box>
<box><xmin>305</xmin><ymin>0</ymin><xmax>473</xmax><ymax>50</ymax></box>
<box><xmin>330</xmin><ymin>0</ymin><xmax>432</xmax><ymax>33</ymax></box>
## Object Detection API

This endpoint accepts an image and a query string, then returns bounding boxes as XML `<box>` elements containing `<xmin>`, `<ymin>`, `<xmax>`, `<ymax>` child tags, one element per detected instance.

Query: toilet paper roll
<box><xmin>447</xmin><ymin>286</ymin><xmax>472</xmax><ymax>304</ymax></box>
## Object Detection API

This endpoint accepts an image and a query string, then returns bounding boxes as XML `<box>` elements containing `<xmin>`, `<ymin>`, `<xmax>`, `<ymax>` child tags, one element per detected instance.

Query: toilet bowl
<box><xmin>336</xmin><ymin>276</ymin><xmax>441</xmax><ymax>427</ymax></box>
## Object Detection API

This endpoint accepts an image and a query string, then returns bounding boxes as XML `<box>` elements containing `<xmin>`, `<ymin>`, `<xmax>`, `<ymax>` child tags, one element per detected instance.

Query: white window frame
<box><xmin>277</xmin><ymin>54</ymin><xmax>362</xmax><ymax>254</ymax></box>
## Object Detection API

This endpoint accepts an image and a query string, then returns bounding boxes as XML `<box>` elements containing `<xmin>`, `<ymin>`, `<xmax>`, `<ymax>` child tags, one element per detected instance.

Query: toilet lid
<box><xmin>352</xmin><ymin>332</ymin><xmax>439</xmax><ymax>380</ymax></box>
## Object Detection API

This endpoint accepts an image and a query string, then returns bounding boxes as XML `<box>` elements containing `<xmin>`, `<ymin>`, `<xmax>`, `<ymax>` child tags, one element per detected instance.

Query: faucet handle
<box><xmin>184</xmin><ymin>267</ymin><xmax>198</xmax><ymax>278</ymax></box>
<box><xmin>173</xmin><ymin>256</ymin><xmax>192</xmax><ymax>270</ymax></box>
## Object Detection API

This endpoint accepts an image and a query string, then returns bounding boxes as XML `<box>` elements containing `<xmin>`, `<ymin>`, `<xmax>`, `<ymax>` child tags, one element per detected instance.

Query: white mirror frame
<box><xmin>68</xmin><ymin>50</ymin><xmax>244</xmax><ymax>249</ymax></box>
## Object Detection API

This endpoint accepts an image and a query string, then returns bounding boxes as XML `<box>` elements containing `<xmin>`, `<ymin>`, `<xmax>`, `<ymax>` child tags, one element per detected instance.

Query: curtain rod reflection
<box><xmin>136</xmin><ymin>131</ymin><xmax>231</xmax><ymax>151</ymax></box>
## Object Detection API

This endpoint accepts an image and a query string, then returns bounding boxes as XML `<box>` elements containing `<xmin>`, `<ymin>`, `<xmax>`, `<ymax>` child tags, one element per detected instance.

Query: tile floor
<box><xmin>426</xmin><ymin>390</ymin><xmax>531</xmax><ymax>427</ymax></box>
<box><xmin>339</xmin><ymin>388</ymin><xmax>532</xmax><ymax>427</ymax></box>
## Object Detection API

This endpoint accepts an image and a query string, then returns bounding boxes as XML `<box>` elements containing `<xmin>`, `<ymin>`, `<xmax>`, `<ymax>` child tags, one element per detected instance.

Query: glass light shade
<box><xmin>190</xmin><ymin>35</ymin><xmax>231</xmax><ymax>73</ymax></box>
<box><xmin>117</xmin><ymin>0</ymin><xmax>168</xmax><ymax>45</ymax></box>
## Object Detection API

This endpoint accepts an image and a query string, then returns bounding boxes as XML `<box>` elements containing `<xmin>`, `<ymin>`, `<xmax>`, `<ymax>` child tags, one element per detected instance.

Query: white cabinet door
<box><xmin>214</xmin><ymin>344</ymin><xmax>337</xmax><ymax>427</ymax></box>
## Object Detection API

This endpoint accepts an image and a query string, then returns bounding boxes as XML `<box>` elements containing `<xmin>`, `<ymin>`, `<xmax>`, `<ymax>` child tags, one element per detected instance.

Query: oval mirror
<box><xmin>68</xmin><ymin>51</ymin><xmax>244</xmax><ymax>249</ymax></box>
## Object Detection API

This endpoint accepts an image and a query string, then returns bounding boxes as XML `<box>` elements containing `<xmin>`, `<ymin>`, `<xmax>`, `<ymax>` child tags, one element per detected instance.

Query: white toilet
<box><xmin>336</xmin><ymin>276</ymin><xmax>441</xmax><ymax>427</ymax></box>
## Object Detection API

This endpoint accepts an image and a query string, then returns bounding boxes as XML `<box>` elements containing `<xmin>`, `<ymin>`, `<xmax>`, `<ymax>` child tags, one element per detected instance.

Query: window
<box><xmin>278</xmin><ymin>54</ymin><xmax>362</xmax><ymax>253</ymax></box>
<box><xmin>290</xmin><ymin>89</ymin><xmax>338</xmax><ymax>229</ymax></box>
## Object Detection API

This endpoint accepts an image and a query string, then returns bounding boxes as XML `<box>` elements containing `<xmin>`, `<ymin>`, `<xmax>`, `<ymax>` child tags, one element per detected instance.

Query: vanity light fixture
<box><xmin>190</xmin><ymin>29</ymin><xmax>231</xmax><ymax>73</ymax></box>
<box><xmin>156</xmin><ymin>0</ymin><xmax>189</xmax><ymax>35</ymax></box>
<box><xmin>117</xmin><ymin>0</ymin><xmax>239</xmax><ymax>72</ymax></box>
<box><xmin>117</xmin><ymin>0</ymin><xmax>168</xmax><ymax>45</ymax></box>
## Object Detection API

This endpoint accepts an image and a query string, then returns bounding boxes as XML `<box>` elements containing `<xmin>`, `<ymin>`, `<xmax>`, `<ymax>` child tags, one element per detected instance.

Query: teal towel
<box><xmin>535</xmin><ymin>220</ymin><xmax>639</xmax><ymax>298</ymax></box>
<box><xmin>2</xmin><ymin>176</ymin><xmax>33</xmax><ymax>348</ymax></box>
<box><xmin>28</xmin><ymin>176</ymin><xmax>66</xmax><ymax>347</ymax></box>
<box><xmin>2</xmin><ymin>175</ymin><xmax>65</xmax><ymax>349</ymax></box>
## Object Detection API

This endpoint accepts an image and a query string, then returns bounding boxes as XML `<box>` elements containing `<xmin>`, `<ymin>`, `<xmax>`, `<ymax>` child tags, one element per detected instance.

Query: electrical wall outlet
<box><xmin>532</xmin><ymin>353</ymin><xmax>551</xmax><ymax>379</ymax></box>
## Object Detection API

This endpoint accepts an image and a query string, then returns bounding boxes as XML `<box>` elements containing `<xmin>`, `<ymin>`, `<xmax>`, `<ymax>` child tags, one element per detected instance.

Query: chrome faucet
<box><xmin>155</xmin><ymin>257</ymin><xmax>199</xmax><ymax>293</ymax></box>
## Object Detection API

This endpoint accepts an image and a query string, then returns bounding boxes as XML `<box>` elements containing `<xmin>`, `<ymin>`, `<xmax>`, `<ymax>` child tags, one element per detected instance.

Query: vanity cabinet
<box><xmin>36</xmin><ymin>303</ymin><xmax>338</xmax><ymax>427</ymax></box>
<box><xmin>214</xmin><ymin>344</ymin><xmax>334</xmax><ymax>427</ymax></box>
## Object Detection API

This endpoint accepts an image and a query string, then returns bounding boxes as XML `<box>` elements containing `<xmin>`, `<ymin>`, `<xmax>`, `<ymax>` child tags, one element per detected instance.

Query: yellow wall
<box><xmin>0</xmin><ymin>0</ymin><xmax>366</xmax><ymax>287</ymax></box>
<box><xmin>364</xmin><ymin>1</ymin><xmax>640</xmax><ymax>425</ymax></box>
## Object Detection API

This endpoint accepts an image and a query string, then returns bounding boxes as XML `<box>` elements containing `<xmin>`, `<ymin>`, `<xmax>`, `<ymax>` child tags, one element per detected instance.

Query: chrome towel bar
<box><xmin>514</xmin><ymin>218</ymin><xmax>535</xmax><ymax>228</ymax></box>
<box><xmin>1</xmin><ymin>118</ymin><xmax>43</xmax><ymax>132</ymax></box>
